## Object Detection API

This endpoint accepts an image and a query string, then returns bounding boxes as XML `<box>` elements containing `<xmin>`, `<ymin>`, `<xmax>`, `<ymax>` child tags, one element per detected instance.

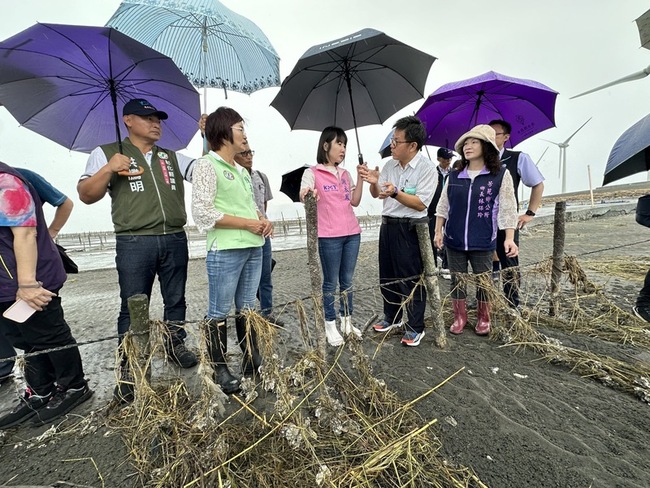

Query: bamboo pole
<box><xmin>549</xmin><ymin>202</ymin><xmax>566</xmax><ymax>317</ymax></box>
<box><xmin>416</xmin><ymin>223</ymin><xmax>447</xmax><ymax>348</ymax></box>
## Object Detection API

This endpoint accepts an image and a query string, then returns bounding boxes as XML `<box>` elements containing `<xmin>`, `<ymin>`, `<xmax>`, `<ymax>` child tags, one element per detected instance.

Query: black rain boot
<box><xmin>205</xmin><ymin>319</ymin><xmax>240</xmax><ymax>394</ymax></box>
<box><xmin>235</xmin><ymin>314</ymin><xmax>262</xmax><ymax>377</ymax></box>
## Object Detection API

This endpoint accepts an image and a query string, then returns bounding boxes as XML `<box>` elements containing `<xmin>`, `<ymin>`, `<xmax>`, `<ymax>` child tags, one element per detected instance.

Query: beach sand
<box><xmin>0</xmin><ymin>201</ymin><xmax>649</xmax><ymax>487</ymax></box>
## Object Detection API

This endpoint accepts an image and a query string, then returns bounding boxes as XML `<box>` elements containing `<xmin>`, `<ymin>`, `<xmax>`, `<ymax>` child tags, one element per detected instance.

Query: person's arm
<box><xmin>11</xmin><ymin>226</ymin><xmax>55</xmax><ymax>310</ymax></box>
<box><xmin>299</xmin><ymin>168</ymin><xmax>317</xmax><ymax>202</ymax></box>
<box><xmin>518</xmin><ymin>181</ymin><xmax>544</xmax><ymax>229</ymax></box>
<box><xmin>350</xmin><ymin>166</ymin><xmax>364</xmax><ymax>207</ymax></box>
<box><xmin>48</xmin><ymin>197</ymin><xmax>73</xmax><ymax>239</ymax></box>
<box><xmin>77</xmin><ymin>148</ymin><xmax>131</xmax><ymax>204</ymax></box>
<box><xmin>497</xmin><ymin>172</ymin><xmax>519</xmax><ymax>257</ymax></box>
<box><xmin>517</xmin><ymin>152</ymin><xmax>545</xmax><ymax>228</ymax></box>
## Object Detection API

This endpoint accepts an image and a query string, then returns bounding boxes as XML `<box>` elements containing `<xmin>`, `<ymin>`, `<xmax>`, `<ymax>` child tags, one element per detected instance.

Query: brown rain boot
<box><xmin>449</xmin><ymin>299</ymin><xmax>468</xmax><ymax>334</ymax></box>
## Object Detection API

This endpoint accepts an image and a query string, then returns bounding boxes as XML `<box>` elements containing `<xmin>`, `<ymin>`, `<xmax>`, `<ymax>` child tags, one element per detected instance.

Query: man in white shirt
<box><xmin>360</xmin><ymin>116</ymin><xmax>437</xmax><ymax>347</ymax></box>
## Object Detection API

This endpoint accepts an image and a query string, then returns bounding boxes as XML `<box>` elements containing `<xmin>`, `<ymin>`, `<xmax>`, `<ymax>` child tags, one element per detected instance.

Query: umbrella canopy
<box><xmin>378</xmin><ymin>129</ymin><xmax>395</xmax><ymax>158</ymax></box>
<box><xmin>636</xmin><ymin>8</ymin><xmax>650</xmax><ymax>50</ymax></box>
<box><xmin>280</xmin><ymin>164</ymin><xmax>313</xmax><ymax>203</ymax></box>
<box><xmin>415</xmin><ymin>71</ymin><xmax>558</xmax><ymax>149</ymax></box>
<box><xmin>0</xmin><ymin>23</ymin><xmax>200</xmax><ymax>153</ymax></box>
<box><xmin>271</xmin><ymin>28</ymin><xmax>436</xmax><ymax>163</ymax></box>
<box><xmin>603</xmin><ymin>113</ymin><xmax>650</xmax><ymax>185</ymax></box>
<box><xmin>106</xmin><ymin>0</ymin><xmax>280</xmax><ymax>99</ymax></box>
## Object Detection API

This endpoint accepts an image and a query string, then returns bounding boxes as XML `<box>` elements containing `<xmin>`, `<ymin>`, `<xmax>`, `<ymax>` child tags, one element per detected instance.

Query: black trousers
<box><xmin>446</xmin><ymin>248</ymin><xmax>493</xmax><ymax>300</ymax></box>
<box><xmin>0</xmin><ymin>296</ymin><xmax>85</xmax><ymax>395</ymax></box>
<box><xmin>378</xmin><ymin>222</ymin><xmax>426</xmax><ymax>333</ymax></box>
<box><xmin>496</xmin><ymin>228</ymin><xmax>520</xmax><ymax>307</ymax></box>
<box><xmin>637</xmin><ymin>268</ymin><xmax>650</xmax><ymax>308</ymax></box>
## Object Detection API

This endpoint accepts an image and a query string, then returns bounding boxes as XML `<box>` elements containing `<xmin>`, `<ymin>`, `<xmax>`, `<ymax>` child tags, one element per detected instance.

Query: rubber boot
<box><xmin>235</xmin><ymin>315</ymin><xmax>262</xmax><ymax>377</ymax></box>
<box><xmin>475</xmin><ymin>301</ymin><xmax>491</xmax><ymax>336</ymax></box>
<box><xmin>325</xmin><ymin>320</ymin><xmax>344</xmax><ymax>346</ymax></box>
<box><xmin>341</xmin><ymin>316</ymin><xmax>362</xmax><ymax>339</ymax></box>
<box><xmin>449</xmin><ymin>299</ymin><xmax>468</xmax><ymax>335</ymax></box>
<box><xmin>205</xmin><ymin>319</ymin><xmax>240</xmax><ymax>394</ymax></box>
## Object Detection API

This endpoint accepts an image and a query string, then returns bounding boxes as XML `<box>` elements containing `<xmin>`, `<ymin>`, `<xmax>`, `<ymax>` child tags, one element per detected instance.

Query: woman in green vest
<box><xmin>192</xmin><ymin>107</ymin><xmax>273</xmax><ymax>394</ymax></box>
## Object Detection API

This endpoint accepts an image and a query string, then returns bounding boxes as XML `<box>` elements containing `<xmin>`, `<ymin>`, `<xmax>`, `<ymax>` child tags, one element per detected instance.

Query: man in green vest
<box><xmin>77</xmin><ymin>98</ymin><xmax>198</xmax><ymax>403</ymax></box>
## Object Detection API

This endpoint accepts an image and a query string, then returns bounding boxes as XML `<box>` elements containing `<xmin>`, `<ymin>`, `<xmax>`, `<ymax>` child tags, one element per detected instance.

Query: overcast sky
<box><xmin>1</xmin><ymin>0</ymin><xmax>649</xmax><ymax>233</ymax></box>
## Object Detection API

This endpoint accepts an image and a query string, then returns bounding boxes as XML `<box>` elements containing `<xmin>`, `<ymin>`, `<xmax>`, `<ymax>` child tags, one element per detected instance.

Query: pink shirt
<box><xmin>311</xmin><ymin>164</ymin><xmax>361</xmax><ymax>238</ymax></box>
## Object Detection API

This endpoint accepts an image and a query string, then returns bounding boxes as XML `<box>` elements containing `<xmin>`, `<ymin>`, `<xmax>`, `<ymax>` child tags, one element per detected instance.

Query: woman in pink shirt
<box><xmin>300</xmin><ymin>127</ymin><xmax>364</xmax><ymax>346</ymax></box>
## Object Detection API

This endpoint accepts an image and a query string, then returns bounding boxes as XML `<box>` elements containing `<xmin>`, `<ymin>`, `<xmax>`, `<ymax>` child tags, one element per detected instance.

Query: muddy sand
<box><xmin>0</xmin><ymin>202</ymin><xmax>649</xmax><ymax>487</ymax></box>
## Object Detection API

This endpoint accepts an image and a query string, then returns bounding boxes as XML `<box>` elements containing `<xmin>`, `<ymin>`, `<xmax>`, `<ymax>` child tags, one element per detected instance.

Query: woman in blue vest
<box><xmin>433</xmin><ymin>125</ymin><xmax>518</xmax><ymax>335</ymax></box>
<box><xmin>192</xmin><ymin>107</ymin><xmax>273</xmax><ymax>394</ymax></box>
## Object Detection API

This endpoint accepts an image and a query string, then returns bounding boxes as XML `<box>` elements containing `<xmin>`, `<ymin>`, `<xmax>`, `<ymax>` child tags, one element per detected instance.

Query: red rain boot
<box><xmin>449</xmin><ymin>299</ymin><xmax>468</xmax><ymax>334</ymax></box>
<box><xmin>475</xmin><ymin>301</ymin><xmax>491</xmax><ymax>336</ymax></box>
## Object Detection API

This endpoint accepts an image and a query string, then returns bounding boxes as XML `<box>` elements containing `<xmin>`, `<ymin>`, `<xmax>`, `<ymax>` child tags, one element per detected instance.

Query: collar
<box><xmin>391</xmin><ymin>152</ymin><xmax>422</xmax><ymax>170</ymax></box>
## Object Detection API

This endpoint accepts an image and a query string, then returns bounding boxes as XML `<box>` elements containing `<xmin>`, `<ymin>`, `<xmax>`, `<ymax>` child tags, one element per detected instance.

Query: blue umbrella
<box><xmin>0</xmin><ymin>23</ymin><xmax>200</xmax><ymax>153</ymax></box>
<box><xmin>106</xmin><ymin>0</ymin><xmax>280</xmax><ymax>110</ymax></box>
<box><xmin>604</xmin><ymin>113</ymin><xmax>650</xmax><ymax>185</ymax></box>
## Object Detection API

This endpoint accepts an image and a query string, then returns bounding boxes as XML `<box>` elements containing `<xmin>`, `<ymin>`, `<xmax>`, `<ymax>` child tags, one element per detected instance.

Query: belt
<box><xmin>382</xmin><ymin>216</ymin><xmax>411</xmax><ymax>224</ymax></box>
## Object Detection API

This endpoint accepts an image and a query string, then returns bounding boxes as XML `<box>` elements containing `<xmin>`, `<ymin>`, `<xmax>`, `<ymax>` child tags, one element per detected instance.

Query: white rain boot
<box><xmin>324</xmin><ymin>320</ymin><xmax>344</xmax><ymax>346</ymax></box>
<box><xmin>342</xmin><ymin>316</ymin><xmax>362</xmax><ymax>339</ymax></box>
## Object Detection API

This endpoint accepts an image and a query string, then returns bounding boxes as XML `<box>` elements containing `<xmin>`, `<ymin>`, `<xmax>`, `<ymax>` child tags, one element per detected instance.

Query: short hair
<box><xmin>393</xmin><ymin>115</ymin><xmax>426</xmax><ymax>150</ymax></box>
<box><xmin>316</xmin><ymin>126</ymin><xmax>348</xmax><ymax>164</ymax></box>
<box><xmin>488</xmin><ymin>119</ymin><xmax>512</xmax><ymax>135</ymax></box>
<box><xmin>205</xmin><ymin>107</ymin><xmax>244</xmax><ymax>151</ymax></box>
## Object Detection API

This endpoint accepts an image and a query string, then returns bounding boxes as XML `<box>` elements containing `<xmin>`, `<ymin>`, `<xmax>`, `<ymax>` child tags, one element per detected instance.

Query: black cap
<box><xmin>122</xmin><ymin>98</ymin><xmax>168</xmax><ymax>119</ymax></box>
<box><xmin>437</xmin><ymin>147</ymin><xmax>454</xmax><ymax>159</ymax></box>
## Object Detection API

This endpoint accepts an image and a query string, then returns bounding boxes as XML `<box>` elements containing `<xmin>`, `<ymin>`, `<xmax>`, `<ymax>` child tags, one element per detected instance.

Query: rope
<box><xmin>2</xmin><ymin>238</ymin><xmax>647</xmax><ymax>364</ymax></box>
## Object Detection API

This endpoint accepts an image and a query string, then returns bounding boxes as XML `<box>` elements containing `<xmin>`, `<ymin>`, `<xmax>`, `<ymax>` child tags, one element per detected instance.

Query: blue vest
<box><xmin>443</xmin><ymin>166</ymin><xmax>506</xmax><ymax>252</ymax></box>
<box><xmin>0</xmin><ymin>163</ymin><xmax>66</xmax><ymax>302</ymax></box>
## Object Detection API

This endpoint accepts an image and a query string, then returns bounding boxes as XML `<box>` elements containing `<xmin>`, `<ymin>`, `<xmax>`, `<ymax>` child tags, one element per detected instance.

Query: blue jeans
<box><xmin>318</xmin><ymin>234</ymin><xmax>361</xmax><ymax>321</ymax></box>
<box><xmin>259</xmin><ymin>237</ymin><xmax>274</xmax><ymax>316</ymax></box>
<box><xmin>206</xmin><ymin>247</ymin><xmax>263</xmax><ymax>320</ymax></box>
<box><xmin>115</xmin><ymin>233</ymin><xmax>188</xmax><ymax>344</ymax></box>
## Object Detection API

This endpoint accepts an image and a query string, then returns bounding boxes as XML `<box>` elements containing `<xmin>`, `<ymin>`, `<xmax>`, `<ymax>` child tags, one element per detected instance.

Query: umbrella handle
<box><xmin>358</xmin><ymin>153</ymin><xmax>364</xmax><ymax>165</ymax></box>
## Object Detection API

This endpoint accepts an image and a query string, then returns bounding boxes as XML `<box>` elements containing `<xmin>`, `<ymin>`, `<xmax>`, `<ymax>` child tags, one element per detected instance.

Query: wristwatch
<box><xmin>390</xmin><ymin>187</ymin><xmax>399</xmax><ymax>198</ymax></box>
<box><xmin>525</xmin><ymin>209</ymin><xmax>536</xmax><ymax>217</ymax></box>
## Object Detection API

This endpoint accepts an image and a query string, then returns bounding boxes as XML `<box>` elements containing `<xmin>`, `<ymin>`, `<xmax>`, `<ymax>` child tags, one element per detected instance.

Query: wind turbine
<box><xmin>571</xmin><ymin>9</ymin><xmax>650</xmax><ymax>99</ymax></box>
<box><xmin>541</xmin><ymin>118</ymin><xmax>591</xmax><ymax>194</ymax></box>
<box><xmin>570</xmin><ymin>65</ymin><xmax>650</xmax><ymax>99</ymax></box>
<box><xmin>520</xmin><ymin>147</ymin><xmax>549</xmax><ymax>203</ymax></box>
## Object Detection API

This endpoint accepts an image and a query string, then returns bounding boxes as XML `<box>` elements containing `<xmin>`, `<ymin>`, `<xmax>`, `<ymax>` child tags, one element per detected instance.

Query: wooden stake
<box><xmin>549</xmin><ymin>202</ymin><xmax>566</xmax><ymax>317</ymax></box>
<box><xmin>416</xmin><ymin>223</ymin><xmax>447</xmax><ymax>348</ymax></box>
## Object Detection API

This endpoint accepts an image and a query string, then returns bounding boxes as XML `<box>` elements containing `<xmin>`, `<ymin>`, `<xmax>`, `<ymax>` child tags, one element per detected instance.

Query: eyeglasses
<box><xmin>231</xmin><ymin>125</ymin><xmax>246</xmax><ymax>136</ymax></box>
<box><xmin>494</xmin><ymin>132</ymin><xmax>506</xmax><ymax>136</ymax></box>
<box><xmin>239</xmin><ymin>150</ymin><xmax>255</xmax><ymax>157</ymax></box>
<box><xmin>390</xmin><ymin>138</ymin><xmax>415</xmax><ymax>146</ymax></box>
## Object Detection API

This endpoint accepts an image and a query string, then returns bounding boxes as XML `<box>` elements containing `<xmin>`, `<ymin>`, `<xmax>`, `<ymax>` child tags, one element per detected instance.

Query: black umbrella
<box><xmin>271</xmin><ymin>28</ymin><xmax>436</xmax><ymax>164</ymax></box>
<box><xmin>603</xmin><ymin>113</ymin><xmax>650</xmax><ymax>185</ymax></box>
<box><xmin>280</xmin><ymin>164</ymin><xmax>312</xmax><ymax>202</ymax></box>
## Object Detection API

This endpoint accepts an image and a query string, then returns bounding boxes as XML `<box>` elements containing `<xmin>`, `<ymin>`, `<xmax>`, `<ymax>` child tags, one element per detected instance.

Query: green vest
<box><xmin>101</xmin><ymin>139</ymin><xmax>187</xmax><ymax>235</ymax></box>
<box><xmin>204</xmin><ymin>153</ymin><xmax>264</xmax><ymax>251</ymax></box>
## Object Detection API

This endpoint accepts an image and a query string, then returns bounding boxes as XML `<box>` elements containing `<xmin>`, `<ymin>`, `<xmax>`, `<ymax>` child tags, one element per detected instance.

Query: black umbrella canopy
<box><xmin>280</xmin><ymin>164</ymin><xmax>312</xmax><ymax>203</ymax></box>
<box><xmin>271</xmin><ymin>29</ymin><xmax>435</xmax><ymax>165</ymax></box>
<box><xmin>272</xmin><ymin>29</ymin><xmax>436</xmax><ymax>132</ymax></box>
<box><xmin>604</xmin><ymin>112</ymin><xmax>650</xmax><ymax>185</ymax></box>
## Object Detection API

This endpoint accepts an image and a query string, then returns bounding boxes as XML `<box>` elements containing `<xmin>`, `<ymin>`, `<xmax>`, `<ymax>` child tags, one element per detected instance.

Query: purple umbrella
<box><xmin>415</xmin><ymin>71</ymin><xmax>558</xmax><ymax>149</ymax></box>
<box><xmin>0</xmin><ymin>23</ymin><xmax>200</xmax><ymax>153</ymax></box>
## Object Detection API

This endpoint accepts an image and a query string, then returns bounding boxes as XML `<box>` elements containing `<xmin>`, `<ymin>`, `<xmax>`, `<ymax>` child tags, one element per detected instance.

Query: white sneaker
<box><xmin>324</xmin><ymin>320</ymin><xmax>344</xmax><ymax>346</ymax></box>
<box><xmin>341</xmin><ymin>316</ymin><xmax>362</xmax><ymax>338</ymax></box>
<box><xmin>441</xmin><ymin>268</ymin><xmax>451</xmax><ymax>280</ymax></box>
